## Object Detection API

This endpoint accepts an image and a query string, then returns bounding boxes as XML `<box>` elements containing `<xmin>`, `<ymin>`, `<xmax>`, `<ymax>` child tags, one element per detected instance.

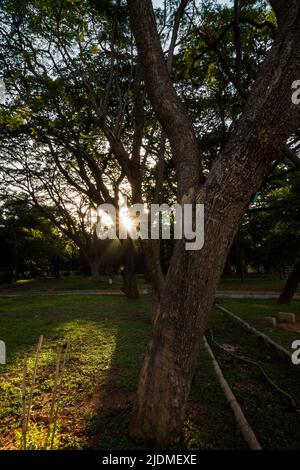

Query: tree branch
<box><xmin>128</xmin><ymin>0</ymin><xmax>204</xmax><ymax>199</ymax></box>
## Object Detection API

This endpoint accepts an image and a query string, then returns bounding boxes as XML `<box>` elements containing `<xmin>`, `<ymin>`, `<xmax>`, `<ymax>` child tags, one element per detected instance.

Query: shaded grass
<box><xmin>0</xmin><ymin>275</ymin><xmax>148</xmax><ymax>294</ymax></box>
<box><xmin>0</xmin><ymin>294</ymin><xmax>245</xmax><ymax>450</ymax></box>
<box><xmin>218</xmin><ymin>298</ymin><xmax>300</xmax><ymax>350</ymax></box>
<box><xmin>208</xmin><ymin>305</ymin><xmax>300</xmax><ymax>449</ymax></box>
<box><xmin>218</xmin><ymin>275</ymin><xmax>300</xmax><ymax>293</ymax></box>
<box><xmin>0</xmin><ymin>295</ymin><xmax>150</xmax><ymax>449</ymax></box>
<box><xmin>87</xmin><ymin>342</ymin><xmax>247</xmax><ymax>451</ymax></box>
<box><xmin>2</xmin><ymin>274</ymin><xmax>298</xmax><ymax>295</ymax></box>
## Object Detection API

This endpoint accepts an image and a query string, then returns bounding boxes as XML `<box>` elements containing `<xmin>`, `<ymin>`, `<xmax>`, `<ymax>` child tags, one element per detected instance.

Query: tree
<box><xmin>0</xmin><ymin>0</ymin><xmax>148</xmax><ymax>297</ymax></box>
<box><xmin>127</xmin><ymin>0</ymin><xmax>300</xmax><ymax>444</ymax></box>
<box><xmin>229</xmin><ymin>160</ymin><xmax>300</xmax><ymax>276</ymax></box>
<box><xmin>0</xmin><ymin>139</ymin><xmax>121</xmax><ymax>281</ymax></box>
<box><xmin>276</xmin><ymin>174</ymin><xmax>300</xmax><ymax>303</ymax></box>
<box><xmin>0</xmin><ymin>197</ymin><xmax>73</xmax><ymax>281</ymax></box>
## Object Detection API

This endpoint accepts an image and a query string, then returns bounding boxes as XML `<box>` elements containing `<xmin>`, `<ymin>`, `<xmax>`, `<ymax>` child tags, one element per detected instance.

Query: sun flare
<box><xmin>120</xmin><ymin>210</ymin><xmax>133</xmax><ymax>231</ymax></box>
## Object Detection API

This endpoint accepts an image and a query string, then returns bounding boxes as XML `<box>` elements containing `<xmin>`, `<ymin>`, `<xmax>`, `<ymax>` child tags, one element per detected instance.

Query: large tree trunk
<box><xmin>142</xmin><ymin>239</ymin><xmax>165</xmax><ymax>323</ymax></box>
<box><xmin>80</xmin><ymin>239</ymin><xmax>103</xmax><ymax>282</ymax></box>
<box><xmin>278</xmin><ymin>259</ymin><xmax>300</xmax><ymax>304</ymax></box>
<box><xmin>82</xmin><ymin>250</ymin><xmax>102</xmax><ymax>281</ymax></box>
<box><xmin>128</xmin><ymin>0</ymin><xmax>300</xmax><ymax>444</ymax></box>
<box><xmin>88</xmin><ymin>256</ymin><xmax>102</xmax><ymax>282</ymax></box>
<box><xmin>121</xmin><ymin>238</ymin><xmax>140</xmax><ymax>299</ymax></box>
<box><xmin>130</xmin><ymin>186</ymin><xmax>256</xmax><ymax>443</ymax></box>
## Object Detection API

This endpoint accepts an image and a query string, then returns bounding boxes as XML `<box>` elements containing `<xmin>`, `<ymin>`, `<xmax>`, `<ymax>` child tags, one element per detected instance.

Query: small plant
<box><xmin>16</xmin><ymin>422</ymin><xmax>61</xmax><ymax>450</ymax></box>
<box><xmin>19</xmin><ymin>336</ymin><xmax>70</xmax><ymax>450</ymax></box>
<box><xmin>21</xmin><ymin>335</ymin><xmax>43</xmax><ymax>450</ymax></box>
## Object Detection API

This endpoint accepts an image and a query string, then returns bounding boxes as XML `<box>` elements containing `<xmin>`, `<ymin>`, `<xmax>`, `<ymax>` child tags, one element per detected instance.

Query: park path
<box><xmin>0</xmin><ymin>288</ymin><xmax>150</xmax><ymax>297</ymax></box>
<box><xmin>0</xmin><ymin>289</ymin><xmax>299</xmax><ymax>299</ymax></box>
<box><xmin>216</xmin><ymin>291</ymin><xmax>300</xmax><ymax>299</ymax></box>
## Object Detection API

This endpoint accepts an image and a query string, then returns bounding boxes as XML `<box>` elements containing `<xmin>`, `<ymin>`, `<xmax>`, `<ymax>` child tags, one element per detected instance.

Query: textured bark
<box><xmin>128</xmin><ymin>0</ymin><xmax>203</xmax><ymax>199</ymax></box>
<box><xmin>142</xmin><ymin>240</ymin><xmax>164</xmax><ymax>323</ymax></box>
<box><xmin>121</xmin><ymin>238</ymin><xmax>140</xmax><ymax>299</ymax></box>
<box><xmin>83</xmin><ymin>251</ymin><xmax>102</xmax><ymax>282</ymax></box>
<box><xmin>140</xmin><ymin>2</ymin><xmax>189</xmax><ymax>321</ymax></box>
<box><xmin>128</xmin><ymin>0</ymin><xmax>300</xmax><ymax>444</ymax></box>
<box><xmin>89</xmin><ymin>258</ymin><xmax>102</xmax><ymax>282</ymax></box>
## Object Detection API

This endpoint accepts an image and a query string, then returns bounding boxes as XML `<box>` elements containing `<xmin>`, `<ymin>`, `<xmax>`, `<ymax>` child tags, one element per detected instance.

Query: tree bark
<box><xmin>128</xmin><ymin>0</ymin><xmax>300</xmax><ymax>444</ymax></box>
<box><xmin>83</xmin><ymin>251</ymin><xmax>102</xmax><ymax>282</ymax></box>
<box><xmin>142</xmin><ymin>239</ymin><xmax>165</xmax><ymax>323</ymax></box>
<box><xmin>80</xmin><ymin>236</ymin><xmax>103</xmax><ymax>282</ymax></box>
<box><xmin>128</xmin><ymin>0</ymin><xmax>204</xmax><ymax>199</ymax></box>
<box><xmin>88</xmin><ymin>257</ymin><xmax>102</xmax><ymax>282</ymax></box>
<box><xmin>121</xmin><ymin>238</ymin><xmax>140</xmax><ymax>299</ymax></box>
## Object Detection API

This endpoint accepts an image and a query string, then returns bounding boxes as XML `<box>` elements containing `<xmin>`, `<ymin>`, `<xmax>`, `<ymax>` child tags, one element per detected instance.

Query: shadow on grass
<box><xmin>0</xmin><ymin>293</ymin><xmax>249</xmax><ymax>450</ymax></box>
<box><xmin>0</xmin><ymin>294</ymin><xmax>151</xmax><ymax>449</ymax></box>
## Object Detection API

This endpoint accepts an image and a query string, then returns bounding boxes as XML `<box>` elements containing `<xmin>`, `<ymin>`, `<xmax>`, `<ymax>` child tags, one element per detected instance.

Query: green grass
<box><xmin>218</xmin><ymin>275</ymin><xmax>300</xmax><ymax>293</ymax></box>
<box><xmin>1</xmin><ymin>273</ymin><xmax>298</xmax><ymax>295</ymax></box>
<box><xmin>208</xmin><ymin>303</ymin><xmax>300</xmax><ymax>449</ymax></box>
<box><xmin>1</xmin><ymin>294</ymin><xmax>298</xmax><ymax>450</ymax></box>
<box><xmin>87</xmin><ymin>342</ymin><xmax>247</xmax><ymax>451</ymax></box>
<box><xmin>0</xmin><ymin>294</ymin><xmax>245</xmax><ymax>450</ymax></box>
<box><xmin>218</xmin><ymin>299</ymin><xmax>300</xmax><ymax>350</ymax></box>
<box><xmin>0</xmin><ymin>275</ymin><xmax>149</xmax><ymax>293</ymax></box>
<box><xmin>0</xmin><ymin>295</ymin><xmax>150</xmax><ymax>449</ymax></box>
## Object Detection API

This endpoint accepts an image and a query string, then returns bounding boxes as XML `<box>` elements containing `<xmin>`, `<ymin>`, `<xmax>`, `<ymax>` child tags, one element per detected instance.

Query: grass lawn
<box><xmin>208</xmin><ymin>303</ymin><xmax>300</xmax><ymax>449</ymax></box>
<box><xmin>0</xmin><ymin>275</ymin><xmax>150</xmax><ymax>294</ymax></box>
<box><xmin>218</xmin><ymin>275</ymin><xmax>300</xmax><ymax>293</ymax></box>
<box><xmin>218</xmin><ymin>299</ymin><xmax>300</xmax><ymax>350</ymax></box>
<box><xmin>1</xmin><ymin>293</ymin><xmax>299</xmax><ymax>450</ymax></box>
<box><xmin>1</xmin><ymin>274</ymin><xmax>299</xmax><ymax>295</ymax></box>
<box><xmin>0</xmin><ymin>294</ymin><xmax>245</xmax><ymax>450</ymax></box>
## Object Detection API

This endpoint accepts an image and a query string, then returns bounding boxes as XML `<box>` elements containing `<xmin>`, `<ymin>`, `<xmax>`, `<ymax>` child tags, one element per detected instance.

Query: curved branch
<box><xmin>128</xmin><ymin>0</ymin><xmax>204</xmax><ymax>199</ymax></box>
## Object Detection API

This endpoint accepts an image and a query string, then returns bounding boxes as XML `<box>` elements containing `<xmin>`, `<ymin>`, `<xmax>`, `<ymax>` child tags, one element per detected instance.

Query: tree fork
<box><xmin>128</xmin><ymin>0</ymin><xmax>300</xmax><ymax>444</ymax></box>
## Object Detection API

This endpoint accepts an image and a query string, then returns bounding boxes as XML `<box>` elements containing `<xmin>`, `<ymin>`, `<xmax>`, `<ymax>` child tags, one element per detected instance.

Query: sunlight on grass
<box><xmin>0</xmin><ymin>295</ymin><xmax>147</xmax><ymax>449</ymax></box>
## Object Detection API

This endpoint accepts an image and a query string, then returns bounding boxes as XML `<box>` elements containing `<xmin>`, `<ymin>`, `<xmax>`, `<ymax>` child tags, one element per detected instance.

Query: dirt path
<box><xmin>0</xmin><ymin>289</ymin><xmax>299</xmax><ymax>299</ymax></box>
